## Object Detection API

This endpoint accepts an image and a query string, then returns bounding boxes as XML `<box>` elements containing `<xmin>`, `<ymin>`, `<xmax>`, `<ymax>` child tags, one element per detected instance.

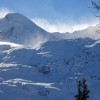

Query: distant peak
<box><xmin>5</xmin><ymin>13</ymin><xmax>26</xmax><ymax>19</ymax></box>
<box><xmin>5</xmin><ymin>13</ymin><xmax>24</xmax><ymax>19</ymax></box>
<box><xmin>5</xmin><ymin>13</ymin><xmax>33</xmax><ymax>24</ymax></box>
<box><xmin>6</xmin><ymin>13</ymin><xmax>23</xmax><ymax>16</ymax></box>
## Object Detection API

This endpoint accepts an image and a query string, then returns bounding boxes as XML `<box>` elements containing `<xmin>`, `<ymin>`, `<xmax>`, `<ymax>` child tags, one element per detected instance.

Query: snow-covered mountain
<box><xmin>53</xmin><ymin>24</ymin><xmax>100</xmax><ymax>40</ymax></box>
<box><xmin>0</xmin><ymin>13</ymin><xmax>100</xmax><ymax>100</ymax></box>
<box><xmin>0</xmin><ymin>38</ymin><xmax>99</xmax><ymax>100</ymax></box>
<box><xmin>0</xmin><ymin>13</ymin><xmax>57</xmax><ymax>45</ymax></box>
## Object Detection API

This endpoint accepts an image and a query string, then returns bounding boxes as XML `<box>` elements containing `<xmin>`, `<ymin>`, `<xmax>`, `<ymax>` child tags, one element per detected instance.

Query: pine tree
<box><xmin>75</xmin><ymin>79</ymin><xmax>90</xmax><ymax>100</ymax></box>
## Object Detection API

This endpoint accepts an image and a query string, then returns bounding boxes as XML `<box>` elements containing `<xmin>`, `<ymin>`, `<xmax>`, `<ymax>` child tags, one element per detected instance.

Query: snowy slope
<box><xmin>53</xmin><ymin>24</ymin><xmax>100</xmax><ymax>40</ymax></box>
<box><xmin>0</xmin><ymin>13</ymin><xmax>57</xmax><ymax>45</ymax></box>
<box><xmin>0</xmin><ymin>38</ymin><xmax>99</xmax><ymax>100</ymax></box>
<box><xmin>0</xmin><ymin>13</ymin><xmax>99</xmax><ymax>100</ymax></box>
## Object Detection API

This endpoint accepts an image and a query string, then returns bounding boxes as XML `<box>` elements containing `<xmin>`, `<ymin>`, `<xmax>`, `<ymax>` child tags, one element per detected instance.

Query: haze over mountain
<box><xmin>53</xmin><ymin>24</ymin><xmax>100</xmax><ymax>40</ymax></box>
<box><xmin>0</xmin><ymin>13</ymin><xmax>99</xmax><ymax>100</ymax></box>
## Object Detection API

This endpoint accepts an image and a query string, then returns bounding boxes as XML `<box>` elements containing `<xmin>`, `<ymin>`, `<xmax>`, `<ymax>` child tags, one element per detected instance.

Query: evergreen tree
<box><xmin>75</xmin><ymin>79</ymin><xmax>90</xmax><ymax>100</ymax></box>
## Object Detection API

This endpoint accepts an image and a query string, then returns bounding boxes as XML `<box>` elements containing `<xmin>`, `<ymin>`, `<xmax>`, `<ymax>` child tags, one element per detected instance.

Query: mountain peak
<box><xmin>5</xmin><ymin>13</ymin><xmax>34</xmax><ymax>25</ymax></box>
<box><xmin>0</xmin><ymin>13</ymin><xmax>57</xmax><ymax>45</ymax></box>
<box><xmin>5</xmin><ymin>13</ymin><xmax>25</xmax><ymax>18</ymax></box>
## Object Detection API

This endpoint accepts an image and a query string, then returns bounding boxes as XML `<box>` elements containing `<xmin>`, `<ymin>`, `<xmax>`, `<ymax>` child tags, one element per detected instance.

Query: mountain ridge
<box><xmin>53</xmin><ymin>24</ymin><xmax>100</xmax><ymax>40</ymax></box>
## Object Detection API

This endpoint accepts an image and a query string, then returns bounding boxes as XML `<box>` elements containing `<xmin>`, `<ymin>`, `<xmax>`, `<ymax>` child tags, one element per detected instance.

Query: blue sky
<box><xmin>0</xmin><ymin>0</ymin><xmax>98</xmax><ymax>32</ymax></box>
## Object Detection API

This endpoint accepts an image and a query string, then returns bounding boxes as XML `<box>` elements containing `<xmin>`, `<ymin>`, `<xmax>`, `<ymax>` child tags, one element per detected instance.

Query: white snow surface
<box><xmin>0</xmin><ymin>13</ymin><xmax>99</xmax><ymax>100</ymax></box>
<box><xmin>0</xmin><ymin>13</ymin><xmax>57</xmax><ymax>46</ymax></box>
<box><xmin>0</xmin><ymin>38</ymin><xmax>99</xmax><ymax>100</ymax></box>
<box><xmin>53</xmin><ymin>24</ymin><xmax>100</xmax><ymax>40</ymax></box>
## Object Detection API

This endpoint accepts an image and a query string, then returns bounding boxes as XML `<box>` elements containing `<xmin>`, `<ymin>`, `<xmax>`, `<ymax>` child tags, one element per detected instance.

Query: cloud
<box><xmin>0</xmin><ymin>7</ymin><xmax>98</xmax><ymax>33</ymax></box>
<box><xmin>32</xmin><ymin>18</ymin><xmax>98</xmax><ymax>33</ymax></box>
<box><xmin>0</xmin><ymin>8</ymin><xmax>12</xmax><ymax>19</ymax></box>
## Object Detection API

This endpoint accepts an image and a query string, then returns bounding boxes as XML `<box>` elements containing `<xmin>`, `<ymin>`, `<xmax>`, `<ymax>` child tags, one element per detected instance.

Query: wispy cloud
<box><xmin>0</xmin><ymin>7</ymin><xmax>98</xmax><ymax>33</ymax></box>
<box><xmin>32</xmin><ymin>18</ymin><xmax>98</xmax><ymax>33</ymax></box>
<box><xmin>0</xmin><ymin>8</ymin><xmax>12</xmax><ymax>19</ymax></box>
